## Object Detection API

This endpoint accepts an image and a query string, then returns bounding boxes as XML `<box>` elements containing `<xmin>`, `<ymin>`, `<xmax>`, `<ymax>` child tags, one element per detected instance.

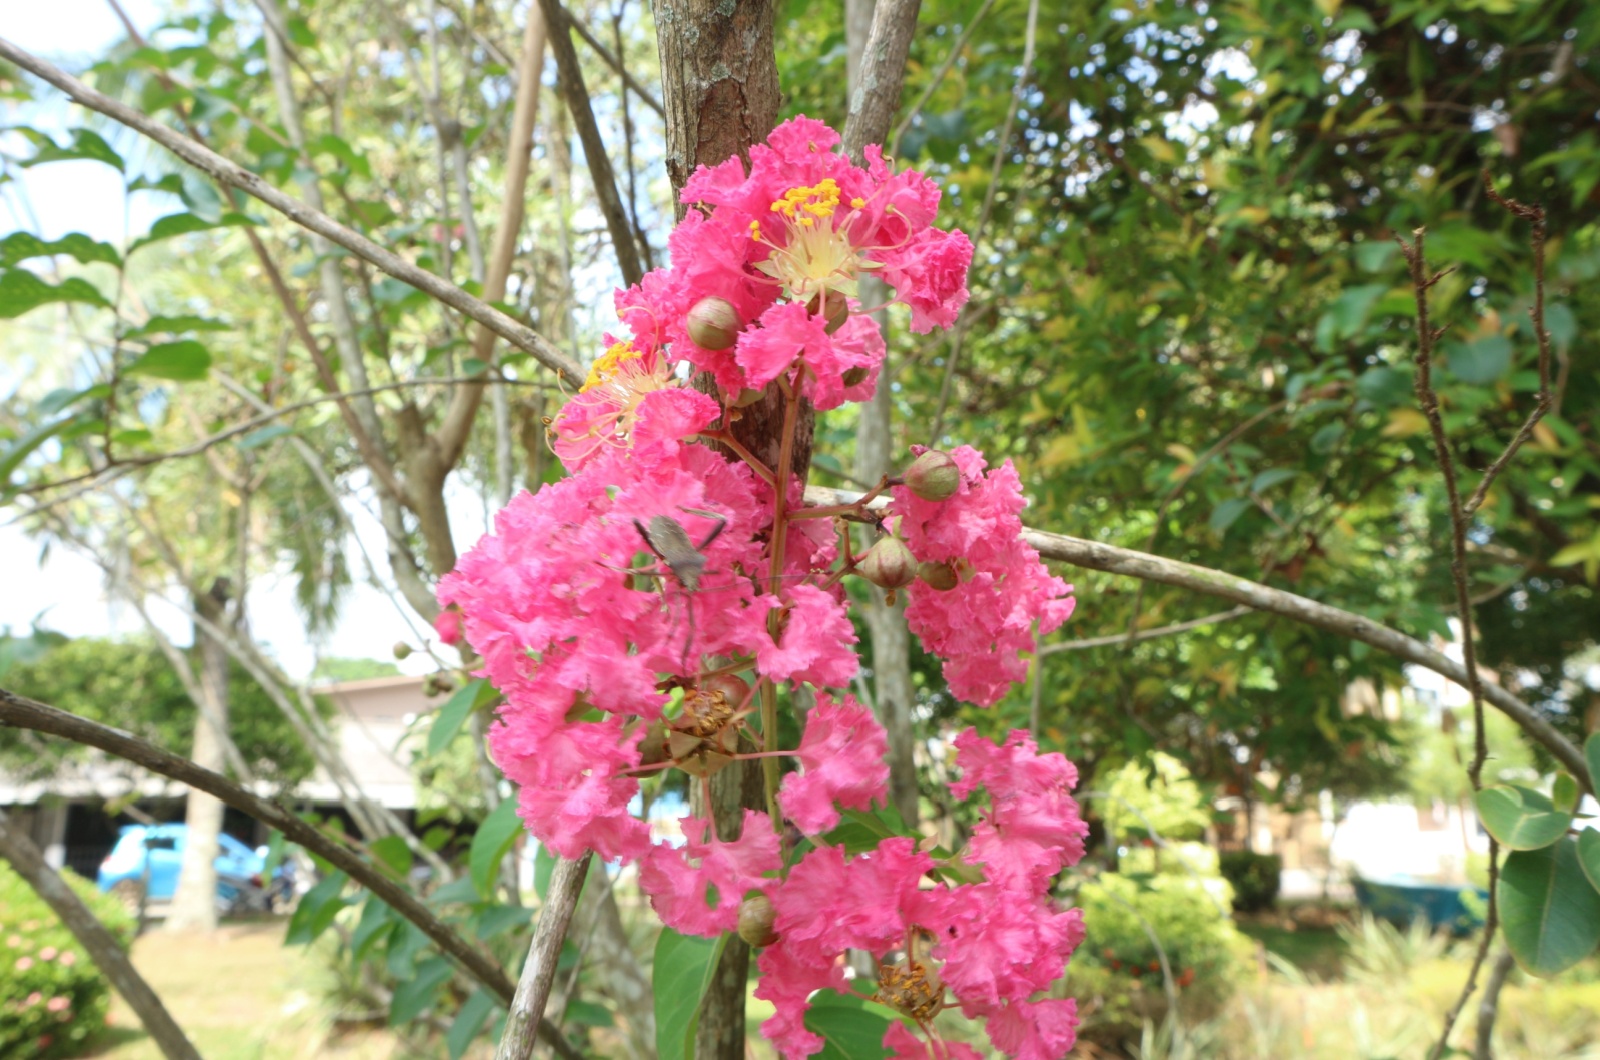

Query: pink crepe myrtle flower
<box><xmin>884</xmin><ymin>1023</ymin><xmax>985</xmax><ymax>1060</ymax></box>
<box><xmin>755</xmin><ymin>584</ymin><xmax>859</xmax><ymax>689</ymax></box>
<box><xmin>776</xmin><ymin>692</ymin><xmax>889</xmax><ymax>834</ymax></box>
<box><xmin>38</xmin><ymin>947</ymin><xmax>56</xmax><ymax>961</ymax></box>
<box><xmin>46</xmin><ymin>997</ymin><xmax>69</xmax><ymax>1013</ymax></box>
<box><xmin>56</xmin><ymin>951</ymin><xmax>75</xmax><ymax>967</ymax></box>
<box><xmin>753</xmin><ymin>729</ymin><xmax>1087</xmax><ymax>1060</ymax></box>
<box><xmin>891</xmin><ymin>446</ymin><xmax>1076</xmax><ymax>706</ymax></box>
<box><xmin>550</xmin><ymin>340</ymin><xmax>722</xmax><ymax>471</ymax></box>
<box><xmin>14</xmin><ymin>956</ymin><xmax>33</xmax><ymax>971</ymax></box>
<box><xmin>639</xmin><ymin>811</ymin><xmax>781</xmax><ymax>937</ymax></box>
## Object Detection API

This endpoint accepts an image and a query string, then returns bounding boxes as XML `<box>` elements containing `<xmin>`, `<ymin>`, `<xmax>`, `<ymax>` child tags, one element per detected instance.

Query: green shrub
<box><xmin>1219</xmin><ymin>851</ymin><xmax>1281</xmax><ymax>913</ymax></box>
<box><xmin>1067</xmin><ymin>869</ymin><xmax>1251</xmax><ymax>1043</ymax></box>
<box><xmin>0</xmin><ymin>861</ymin><xmax>136</xmax><ymax>1058</ymax></box>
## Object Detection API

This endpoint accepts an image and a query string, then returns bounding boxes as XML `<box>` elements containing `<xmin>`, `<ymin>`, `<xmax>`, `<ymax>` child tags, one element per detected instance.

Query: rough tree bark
<box><xmin>847</xmin><ymin>0</ymin><xmax>920</xmax><ymax>828</ymax></box>
<box><xmin>167</xmin><ymin>581</ymin><xmax>230</xmax><ymax>933</ymax></box>
<box><xmin>653</xmin><ymin>3</ymin><xmax>785</xmax><ymax>1055</ymax></box>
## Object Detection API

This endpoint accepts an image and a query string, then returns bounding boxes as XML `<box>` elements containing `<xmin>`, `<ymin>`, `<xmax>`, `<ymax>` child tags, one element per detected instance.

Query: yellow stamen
<box><xmin>580</xmin><ymin>341</ymin><xmax>641</xmax><ymax>393</ymax></box>
<box><xmin>850</xmin><ymin>197</ymin><xmax>865</xmax><ymax>208</ymax></box>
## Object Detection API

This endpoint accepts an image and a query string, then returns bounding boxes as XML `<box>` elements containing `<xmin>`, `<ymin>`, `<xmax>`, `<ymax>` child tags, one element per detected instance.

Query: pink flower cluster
<box><xmin>439</xmin><ymin>117</ymin><xmax>1086</xmax><ymax>1059</ymax></box>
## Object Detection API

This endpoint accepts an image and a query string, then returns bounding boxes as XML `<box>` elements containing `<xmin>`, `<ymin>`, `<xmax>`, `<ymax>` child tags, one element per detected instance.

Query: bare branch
<box><xmin>569</xmin><ymin>12</ymin><xmax>665</xmax><ymax>117</ymax></box>
<box><xmin>495</xmin><ymin>853</ymin><xmax>593</xmax><ymax>1060</ymax></box>
<box><xmin>536</xmin><ymin>0</ymin><xmax>645</xmax><ymax>287</ymax></box>
<box><xmin>1465</xmin><ymin>175</ymin><xmax>1554</xmax><ymax>516</ymax></box>
<box><xmin>840</xmin><ymin>0</ymin><xmax>923</xmax><ymax>160</ymax></box>
<box><xmin>1041</xmin><ymin>607</ymin><xmax>1253</xmax><ymax>654</ymax></box>
<box><xmin>0</xmin><ymin>688</ymin><xmax>581</xmax><ymax>1060</ymax></box>
<box><xmin>802</xmin><ymin>484</ymin><xmax>1594</xmax><ymax>793</ymax></box>
<box><xmin>0</xmin><ymin>35</ymin><xmax>584</xmax><ymax>385</ymax></box>
<box><xmin>0</xmin><ymin>809</ymin><xmax>204</xmax><ymax>1060</ymax></box>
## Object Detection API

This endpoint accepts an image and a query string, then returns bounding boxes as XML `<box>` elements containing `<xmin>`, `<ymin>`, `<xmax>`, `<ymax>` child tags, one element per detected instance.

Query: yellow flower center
<box><xmin>581</xmin><ymin>342</ymin><xmax>644</xmax><ymax>393</ymax></box>
<box><xmin>754</xmin><ymin>180</ymin><xmax>878</xmax><ymax>302</ymax></box>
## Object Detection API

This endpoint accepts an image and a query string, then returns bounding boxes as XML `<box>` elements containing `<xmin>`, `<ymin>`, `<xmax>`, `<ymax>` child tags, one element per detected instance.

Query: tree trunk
<box><xmin>167</xmin><ymin>583</ymin><xmax>230</xmax><ymax>933</ymax></box>
<box><xmin>848</xmin><ymin>0</ymin><xmax>919</xmax><ymax>829</ymax></box>
<box><xmin>654</xmin><ymin>6</ymin><xmax>787</xmax><ymax>1056</ymax></box>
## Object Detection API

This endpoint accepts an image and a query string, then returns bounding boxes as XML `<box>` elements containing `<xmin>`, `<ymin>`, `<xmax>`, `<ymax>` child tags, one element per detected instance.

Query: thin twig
<box><xmin>1399</xmin><ymin>228</ymin><xmax>1500</xmax><ymax>1060</ymax></box>
<box><xmin>1041</xmin><ymin>607</ymin><xmax>1253</xmax><ymax>654</ymax></box>
<box><xmin>888</xmin><ymin>0</ymin><xmax>998</xmax><ymax>157</ymax></box>
<box><xmin>0</xmin><ymin>688</ymin><xmax>583</xmax><ymax>1060</ymax></box>
<box><xmin>1465</xmin><ymin>174</ymin><xmax>1554</xmax><ymax>516</ymax></box>
<box><xmin>569</xmin><ymin>10</ymin><xmax>665</xmax><ymax>117</ymax></box>
<box><xmin>0</xmin><ymin>36</ymin><xmax>583</xmax><ymax>385</ymax></box>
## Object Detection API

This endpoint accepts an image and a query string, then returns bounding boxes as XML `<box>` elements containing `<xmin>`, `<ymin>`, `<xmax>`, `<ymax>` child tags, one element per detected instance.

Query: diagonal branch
<box><xmin>0</xmin><ymin>687</ymin><xmax>581</xmax><ymax>1060</ymax></box>
<box><xmin>569</xmin><ymin>12</ymin><xmax>665</xmax><ymax>117</ymax></box>
<box><xmin>0</xmin><ymin>35</ymin><xmax>584</xmax><ymax>386</ymax></box>
<box><xmin>802</xmin><ymin>484</ymin><xmax>1593</xmax><ymax>793</ymax></box>
<box><xmin>536</xmin><ymin>0</ymin><xmax>645</xmax><ymax>287</ymax></box>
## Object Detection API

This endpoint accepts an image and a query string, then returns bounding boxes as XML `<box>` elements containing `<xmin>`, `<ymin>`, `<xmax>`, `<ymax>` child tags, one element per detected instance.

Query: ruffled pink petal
<box><xmin>777</xmin><ymin>693</ymin><xmax>890</xmax><ymax>834</ymax></box>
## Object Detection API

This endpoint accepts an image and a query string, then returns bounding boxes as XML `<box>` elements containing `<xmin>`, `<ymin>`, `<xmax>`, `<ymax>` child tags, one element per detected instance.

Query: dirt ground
<box><xmin>86</xmin><ymin>921</ymin><xmax>405</xmax><ymax>1060</ymax></box>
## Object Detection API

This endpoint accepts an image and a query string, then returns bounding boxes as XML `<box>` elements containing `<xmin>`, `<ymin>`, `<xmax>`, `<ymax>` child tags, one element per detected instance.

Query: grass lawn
<box><xmin>1235</xmin><ymin>919</ymin><xmax>1348</xmax><ymax>980</ymax></box>
<box><xmin>85</xmin><ymin>921</ymin><xmax>404</xmax><ymax>1060</ymax></box>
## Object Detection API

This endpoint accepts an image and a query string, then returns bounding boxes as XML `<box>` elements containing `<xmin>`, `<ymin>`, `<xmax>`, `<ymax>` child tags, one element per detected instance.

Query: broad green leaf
<box><xmin>236</xmin><ymin>424</ymin><xmax>292</xmax><ymax>450</ymax></box>
<box><xmin>285</xmin><ymin>869</ymin><xmax>349</xmax><ymax>945</ymax></box>
<box><xmin>1208</xmin><ymin>497</ymin><xmax>1251</xmax><ymax>536</ymax></box>
<box><xmin>803</xmin><ymin>991</ymin><xmax>899</xmax><ymax>1060</ymax></box>
<box><xmin>565</xmin><ymin>998</ymin><xmax>615</xmax><ymax>1028</ymax></box>
<box><xmin>21</xmin><ymin>128</ymin><xmax>124</xmax><ymax>171</ymax></box>
<box><xmin>1475</xmin><ymin>785</ymin><xmax>1572</xmax><ymax>850</ymax></box>
<box><xmin>473</xmin><ymin>904</ymin><xmax>534</xmax><ymax>940</ymax></box>
<box><xmin>1446</xmin><ymin>334</ymin><xmax>1512</xmax><ymax>385</ymax></box>
<box><xmin>351</xmin><ymin>895</ymin><xmax>398</xmax><ymax>960</ymax></box>
<box><xmin>1354</xmin><ymin>366</ymin><xmax>1411</xmax><ymax>408</ymax></box>
<box><xmin>1250</xmin><ymin>468</ymin><xmax>1298</xmax><ymax>493</ymax></box>
<box><xmin>447</xmin><ymin>988</ymin><xmax>500</xmax><ymax>1060</ymax></box>
<box><xmin>129</xmin><ymin>210</ymin><xmax>253</xmax><ymax>253</ymax></box>
<box><xmin>386</xmin><ymin>921</ymin><xmax>429</xmax><ymax>979</ymax></box>
<box><xmin>0</xmin><ymin>415</ymin><xmax>72</xmax><ymax>486</ymax></box>
<box><xmin>469</xmin><ymin>796</ymin><xmax>522</xmax><ymax>899</ymax></box>
<box><xmin>389</xmin><ymin>955</ymin><xmax>453</xmax><ymax>1026</ymax></box>
<box><xmin>1552</xmin><ymin>773</ymin><xmax>1579</xmax><ymax>815</ymax></box>
<box><xmin>124</xmin><ymin>314</ymin><xmax>231</xmax><ymax>339</ymax></box>
<box><xmin>124</xmin><ymin>340</ymin><xmax>212</xmax><ymax>382</ymax></box>
<box><xmin>1499</xmin><ymin>838</ymin><xmax>1600</xmax><ymax>975</ymax></box>
<box><xmin>0</xmin><ymin>270</ymin><xmax>109</xmax><ymax>317</ymax></box>
<box><xmin>429</xmin><ymin>678</ymin><xmax>498</xmax><ymax>756</ymax></box>
<box><xmin>0</xmin><ymin>232</ymin><xmax>121</xmax><ymax>268</ymax></box>
<box><xmin>1586</xmin><ymin>733</ymin><xmax>1600</xmax><ymax>798</ymax></box>
<box><xmin>369</xmin><ymin>834</ymin><xmax>413</xmax><ymax>878</ymax></box>
<box><xmin>653</xmin><ymin>928</ymin><xmax>728</xmax><ymax>1060</ymax></box>
<box><xmin>1577</xmin><ymin>829</ymin><xmax>1600</xmax><ymax>895</ymax></box>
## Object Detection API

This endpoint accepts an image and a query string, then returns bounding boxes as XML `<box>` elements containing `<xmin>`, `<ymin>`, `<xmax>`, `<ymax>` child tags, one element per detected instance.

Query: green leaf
<box><xmin>429</xmin><ymin>678</ymin><xmax>498</xmax><ymax>756</ymax></box>
<box><xmin>0</xmin><ymin>270</ymin><xmax>109</xmax><ymax>318</ymax></box>
<box><xmin>653</xmin><ymin>929</ymin><xmax>728</xmax><ymax>1060</ymax></box>
<box><xmin>350</xmin><ymin>896</ymin><xmax>398</xmax><ymax>960</ymax></box>
<box><xmin>285</xmin><ymin>870</ymin><xmax>349</xmax><ymax>945</ymax></box>
<box><xmin>469</xmin><ymin>796</ymin><xmax>522</xmax><ymax>899</ymax></box>
<box><xmin>129</xmin><ymin>210</ymin><xmax>253</xmax><ymax>253</ymax></box>
<box><xmin>565</xmin><ymin>998</ymin><xmax>615</xmax><ymax>1028</ymax></box>
<box><xmin>0</xmin><ymin>415</ymin><xmax>72</xmax><ymax>486</ymax></box>
<box><xmin>1475</xmin><ymin>785</ymin><xmax>1573</xmax><ymax>850</ymax></box>
<box><xmin>473</xmin><ymin>904</ymin><xmax>534</xmax><ymax>940</ymax></box>
<box><xmin>389</xmin><ymin>955</ymin><xmax>453</xmax><ymax>1026</ymax></box>
<box><xmin>1354</xmin><ymin>366</ymin><xmax>1412</xmax><ymax>408</ymax></box>
<box><xmin>1208</xmin><ymin>497</ymin><xmax>1251</xmax><ymax>536</ymax></box>
<box><xmin>369</xmin><ymin>834</ymin><xmax>414</xmax><ymax>878</ymax></box>
<box><xmin>1577</xmin><ymin>829</ymin><xmax>1600</xmax><ymax>896</ymax></box>
<box><xmin>447</xmin><ymin>988</ymin><xmax>500</xmax><ymax>1060</ymax></box>
<box><xmin>1552</xmin><ymin>773</ymin><xmax>1579</xmax><ymax>815</ymax></box>
<box><xmin>0</xmin><ymin>232</ymin><xmax>121</xmax><ymax>268</ymax></box>
<box><xmin>236</xmin><ymin>424</ymin><xmax>291</xmax><ymax>450</ymax></box>
<box><xmin>124</xmin><ymin>314</ymin><xmax>231</xmax><ymax>339</ymax></box>
<box><xmin>1586</xmin><ymin>733</ymin><xmax>1600</xmax><ymax>798</ymax></box>
<box><xmin>1498</xmin><ymin>838</ymin><xmax>1600</xmax><ymax>976</ymax></box>
<box><xmin>124</xmin><ymin>340</ymin><xmax>212</xmax><ymax>381</ymax></box>
<box><xmin>1251</xmin><ymin>468</ymin><xmax>1298</xmax><ymax>493</ymax></box>
<box><xmin>803</xmin><ymin>991</ymin><xmax>899</xmax><ymax>1060</ymax></box>
<box><xmin>1446</xmin><ymin>334</ymin><xmax>1512</xmax><ymax>385</ymax></box>
<box><xmin>21</xmin><ymin>128</ymin><xmax>124</xmax><ymax>171</ymax></box>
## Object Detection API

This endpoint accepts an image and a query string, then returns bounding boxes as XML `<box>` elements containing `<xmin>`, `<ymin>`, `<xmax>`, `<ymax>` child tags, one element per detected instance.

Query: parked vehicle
<box><xmin>96</xmin><ymin>823</ymin><xmax>293</xmax><ymax>916</ymax></box>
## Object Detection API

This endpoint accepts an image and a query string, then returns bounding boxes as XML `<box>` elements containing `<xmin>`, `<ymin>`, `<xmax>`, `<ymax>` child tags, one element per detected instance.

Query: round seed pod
<box><xmin>858</xmin><ymin>536</ymin><xmax>918</xmax><ymax>590</ymax></box>
<box><xmin>916</xmin><ymin>560</ymin><xmax>960</xmax><ymax>592</ymax></box>
<box><xmin>737</xmin><ymin>893</ymin><xmax>779</xmax><ymax>948</ymax></box>
<box><xmin>687</xmin><ymin>296</ymin><xmax>741</xmax><ymax>351</ymax></box>
<box><xmin>903</xmin><ymin>449</ymin><xmax>961</xmax><ymax>502</ymax></box>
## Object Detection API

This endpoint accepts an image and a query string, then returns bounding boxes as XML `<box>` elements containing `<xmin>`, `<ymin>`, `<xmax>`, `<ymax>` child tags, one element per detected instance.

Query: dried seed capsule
<box><xmin>903</xmin><ymin>450</ymin><xmax>961</xmax><ymax>502</ymax></box>
<box><xmin>916</xmin><ymin>560</ymin><xmax>959</xmax><ymax>591</ymax></box>
<box><xmin>858</xmin><ymin>536</ymin><xmax>918</xmax><ymax>590</ymax></box>
<box><xmin>737</xmin><ymin>893</ymin><xmax>779</xmax><ymax>948</ymax></box>
<box><xmin>806</xmin><ymin>289</ymin><xmax>850</xmax><ymax>334</ymax></box>
<box><xmin>687</xmin><ymin>297</ymin><xmax>742</xmax><ymax>350</ymax></box>
<box><xmin>840</xmin><ymin>366</ymin><xmax>870</xmax><ymax>387</ymax></box>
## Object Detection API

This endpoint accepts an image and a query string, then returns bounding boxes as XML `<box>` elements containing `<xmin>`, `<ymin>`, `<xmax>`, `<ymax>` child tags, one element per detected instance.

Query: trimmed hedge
<box><xmin>1</xmin><ymin>860</ymin><xmax>136</xmax><ymax>1058</ymax></box>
